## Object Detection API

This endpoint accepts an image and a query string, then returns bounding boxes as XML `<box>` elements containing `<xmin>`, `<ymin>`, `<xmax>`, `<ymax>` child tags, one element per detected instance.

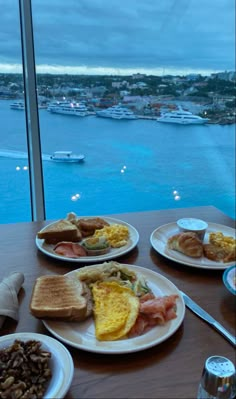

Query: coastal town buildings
<box><xmin>0</xmin><ymin>71</ymin><xmax>235</xmax><ymax>124</ymax></box>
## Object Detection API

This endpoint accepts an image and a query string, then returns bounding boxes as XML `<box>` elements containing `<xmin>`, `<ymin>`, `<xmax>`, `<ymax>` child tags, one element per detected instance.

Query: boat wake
<box><xmin>0</xmin><ymin>149</ymin><xmax>51</xmax><ymax>161</ymax></box>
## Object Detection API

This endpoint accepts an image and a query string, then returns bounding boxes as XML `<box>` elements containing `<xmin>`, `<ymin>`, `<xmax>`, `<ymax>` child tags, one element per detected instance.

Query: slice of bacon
<box><xmin>128</xmin><ymin>294</ymin><xmax>178</xmax><ymax>338</ymax></box>
<box><xmin>139</xmin><ymin>292</ymin><xmax>155</xmax><ymax>302</ymax></box>
<box><xmin>54</xmin><ymin>241</ymin><xmax>87</xmax><ymax>258</ymax></box>
<box><xmin>128</xmin><ymin>314</ymin><xmax>150</xmax><ymax>337</ymax></box>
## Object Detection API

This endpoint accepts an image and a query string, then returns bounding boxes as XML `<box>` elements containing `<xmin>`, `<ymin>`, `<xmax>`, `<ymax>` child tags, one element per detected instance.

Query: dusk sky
<box><xmin>0</xmin><ymin>0</ymin><xmax>235</xmax><ymax>75</ymax></box>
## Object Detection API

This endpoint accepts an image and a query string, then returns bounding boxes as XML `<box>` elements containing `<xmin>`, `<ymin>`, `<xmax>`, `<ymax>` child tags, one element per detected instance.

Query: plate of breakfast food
<box><xmin>36</xmin><ymin>212</ymin><xmax>139</xmax><ymax>263</ymax></box>
<box><xmin>223</xmin><ymin>265</ymin><xmax>236</xmax><ymax>295</ymax></box>
<box><xmin>150</xmin><ymin>221</ymin><xmax>236</xmax><ymax>270</ymax></box>
<box><xmin>29</xmin><ymin>261</ymin><xmax>185</xmax><ymax>354</ymax></box>
<box><xmin>0</xmin><ymin>332</ymin><xmax>74</xmax><ymax>399</ymax></box>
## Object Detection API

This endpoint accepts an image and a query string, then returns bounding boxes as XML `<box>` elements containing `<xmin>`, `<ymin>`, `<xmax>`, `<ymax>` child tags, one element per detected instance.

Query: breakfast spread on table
<box><xmin>36</xmin><ymin>212</ymin><xmax>130</xmax><ymax>258</ymax></box>
<box><xmin>2</xmin><ymin>209</ymin><xmax>236</xmax><ymax>399</ymax></box>
<box><xmin>30</xmin><ymin>262</ymin><xmax>179</xmax><ymax>341</ymax></box>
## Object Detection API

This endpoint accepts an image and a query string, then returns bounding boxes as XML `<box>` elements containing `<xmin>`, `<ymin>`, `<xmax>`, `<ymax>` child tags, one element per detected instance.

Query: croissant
<box><xmin>167</xmin><ymin>232</ymin><xmax>203</xmax><ymax>258</ymax></box>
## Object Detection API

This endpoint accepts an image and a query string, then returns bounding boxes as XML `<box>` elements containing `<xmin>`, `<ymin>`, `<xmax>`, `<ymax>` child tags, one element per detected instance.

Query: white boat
<box><xmin>10</xmin><ymin>101</ymin><xmax>25</xmax><ymax>110</ymax></box>
<box><xmin>156</xmin><ymin>107</ymin><xmax>209</xmax><ymax>125</ymax></box>
<box><xmin>50</xmin><ymin>151</ymin><xmax>85</xmax><ymax>163</ymax></box>
<box><xmin>48</xmin><ymin>101</ymin><xmax>89</xmax><ymax>116</ymax></box>
<box><xmin>47</xmin><ymin>100</ymin><xmax>71</xmax><ymax>112</ymax></box>
<box><xmin>96</xmin><ymin>104</ymin><xmax>137</xmax><ymax>120</ymax></box>
<box><xmin>10</xmin><ymin>101</ymin><xmax>47</xmax><ymax>110</ymax></box>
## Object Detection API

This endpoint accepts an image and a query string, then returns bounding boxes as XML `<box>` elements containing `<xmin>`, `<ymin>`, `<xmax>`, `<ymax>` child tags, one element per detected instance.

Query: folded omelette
<box><xmin>92</xmin><ymin>281</ymin><xmax>139</xmax><ymax>341</ymax></box>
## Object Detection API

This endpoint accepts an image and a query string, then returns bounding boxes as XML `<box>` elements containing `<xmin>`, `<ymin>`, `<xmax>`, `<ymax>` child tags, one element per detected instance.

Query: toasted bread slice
<box><xmin>37</xmin><ymin>219</ymin><xmax>82</xmax><ymax>244</ymax></box>
<box><xmin>30</xmin><ymin>275</ymin><xmax>93</xmax><ymax>321</ymax></box>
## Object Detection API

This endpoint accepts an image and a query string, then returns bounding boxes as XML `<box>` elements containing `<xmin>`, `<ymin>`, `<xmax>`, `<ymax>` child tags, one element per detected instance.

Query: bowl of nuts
<box><xmin>0</xmin><ymin>332</ymin><xmax>74</xmax><ymax>398</ymax></box>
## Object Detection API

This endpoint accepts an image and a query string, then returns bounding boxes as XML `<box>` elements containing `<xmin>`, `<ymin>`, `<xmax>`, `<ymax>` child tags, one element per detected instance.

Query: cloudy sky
<box><xmin>0</xmin><ymin>0</ymin><xmax>235</xmax><ymax>75</ymax></box>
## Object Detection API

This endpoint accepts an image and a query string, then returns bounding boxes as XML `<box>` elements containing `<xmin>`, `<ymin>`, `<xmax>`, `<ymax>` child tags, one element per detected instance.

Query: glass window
<box><xmin>0</xmin><ymin>1</ymin><xmax>32</xmax><ymax>223</ymax></box>
<box><xmin>0</xmin><ymin>0</ymin><xmax>235</xmax><ymax>223</ymax></box>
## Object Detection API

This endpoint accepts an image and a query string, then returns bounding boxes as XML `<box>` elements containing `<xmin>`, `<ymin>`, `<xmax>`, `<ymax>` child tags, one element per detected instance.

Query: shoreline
<box><xmin>1</xmin><ymin>98</ymin><xmax>235</xmax><ymax>125</ymax></box>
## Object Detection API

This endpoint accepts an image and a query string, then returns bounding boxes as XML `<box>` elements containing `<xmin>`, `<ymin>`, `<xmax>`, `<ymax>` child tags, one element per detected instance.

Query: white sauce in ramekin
<box><xmin>177</xmin><ymin>218</ymin><xmax>208</xmax><ymax>240</ymax></box>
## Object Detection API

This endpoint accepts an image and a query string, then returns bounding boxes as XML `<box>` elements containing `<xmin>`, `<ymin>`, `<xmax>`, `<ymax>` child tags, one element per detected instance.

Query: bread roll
<box><xmin>167</xmin><ymin>232</ymin><xmax>203</xmax><ymax>258</ymax></box>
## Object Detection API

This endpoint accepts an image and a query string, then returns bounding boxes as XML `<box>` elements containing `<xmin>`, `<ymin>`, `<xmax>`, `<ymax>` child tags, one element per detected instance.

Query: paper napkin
<box><xmin>0</xmin><ymin>272</ymin><xmax>24</xmax><ymax>328</ymax></box>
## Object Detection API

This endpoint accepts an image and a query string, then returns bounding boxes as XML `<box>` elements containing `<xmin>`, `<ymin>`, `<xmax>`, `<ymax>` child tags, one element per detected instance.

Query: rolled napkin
<box><xmin>0</xmin><ymin>272</ymin><xmax>24</xmax><ymax>328</ymax></box>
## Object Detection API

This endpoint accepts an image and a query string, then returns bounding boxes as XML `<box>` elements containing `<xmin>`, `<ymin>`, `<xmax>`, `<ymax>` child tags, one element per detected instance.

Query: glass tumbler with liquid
<box><xmin>197</xmin><ymin>356</ymin><xmax>235</xmax><ymax>399</ymax></box>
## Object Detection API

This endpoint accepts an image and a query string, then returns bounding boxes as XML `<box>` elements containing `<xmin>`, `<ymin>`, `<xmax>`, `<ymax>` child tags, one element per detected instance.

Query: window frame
<box><xmin>19</xmin><ymin>0</ymin><xmax>46</xmax><ymax>221</ymax></box>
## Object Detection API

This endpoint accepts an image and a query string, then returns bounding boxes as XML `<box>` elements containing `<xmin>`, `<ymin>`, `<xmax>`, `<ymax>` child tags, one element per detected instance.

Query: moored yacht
<box><xmin>96</xmin><ymin>104</ymin><xmax>137</xmax><ymax>120</ymax></box>
<box><xmin>157</xmin><ymin>107</ymin><xmax>209</xmax><ymax>125</ymax></box>
<box><xmin>10</xmin><ymin>101</ymin><xmax>47</xmax><ymax>110</ymax></box>
<box><xmin>48</xmin><ymin>101</ymin><xmax>89</xmax><ymax>117</ymax></box>
<box><xmin>10</xmin><ymin>101</ymin><xmax>25</xmax><ymax>110</ymax></box>
<box><xmin>47</xmin><ymin>100</ymin><xmax>71</xmax><ymax>112</ymax></box>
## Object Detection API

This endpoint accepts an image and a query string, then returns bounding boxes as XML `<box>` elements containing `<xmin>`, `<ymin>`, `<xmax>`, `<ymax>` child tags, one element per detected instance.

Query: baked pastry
<box><xmin>77</xmin><ymin>218</ymin><xmax>110</xmax><ymax>237</ymax></box>
<box><xmin>203</xmin><ymin>232</ymin><xmax>236</xmax><ymax>262</ymax></box>
<box><xmin>167</xmin><ymin>232</ymin><xmax>203</xmax><ymax>258</ymax></box>
<box><xmin>203</xmin><ymin>243</ymin><xmax>236</xmax><ymax>262</ymax></box>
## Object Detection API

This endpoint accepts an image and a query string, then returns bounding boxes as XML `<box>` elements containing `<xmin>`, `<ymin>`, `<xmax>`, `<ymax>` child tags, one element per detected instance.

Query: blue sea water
<box><xmin>0</xmin><ymin>99</ymin><xmax>235</xmax><ymax>224</ymax></box>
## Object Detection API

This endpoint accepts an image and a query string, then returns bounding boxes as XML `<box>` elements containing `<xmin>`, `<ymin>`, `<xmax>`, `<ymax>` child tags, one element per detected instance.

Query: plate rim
<box><xmin>35</xmin><ymin>216</ymin><xmax>139</xmax><ymax>263</ymax></box>
<box><xmin>43</xmin><ymin>263</ymin><xmax>185</xmax><ymax>354</ymax></box>
<box><xmin>0</xmin><ymin>332</ymin><xmax>74</xmax><ymax>399</ymax></box>
<box><xmin>150</xmin><ymin>221</ymin><xmax>236</xmax><ymax>270</ymax></box>
<box><xmin>223</xmin><ymin>265</ymin><xmax>236</xmax><ymax>295</ymax></box>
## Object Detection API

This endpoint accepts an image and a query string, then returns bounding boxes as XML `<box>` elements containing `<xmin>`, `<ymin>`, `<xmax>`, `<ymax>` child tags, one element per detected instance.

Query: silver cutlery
<box><xmin>181</xmin><ymin>291</ymin><xmax>236</xmax><ymax>347</ymax></box>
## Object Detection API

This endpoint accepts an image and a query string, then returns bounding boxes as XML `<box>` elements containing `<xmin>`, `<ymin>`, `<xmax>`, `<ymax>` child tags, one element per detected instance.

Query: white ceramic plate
<box><xmin>43</xmin><ymin>263</ymin><xmax>185</xmax><ymax>354</ymax></box>
<box><xmin>0</xmin><ymin>332</ymin><xmax>74</xmax><ymax>399</ymax></box>
<box><xmin>223</xmin><ymin>265</ymin><xmax>236</xmax><ymax>295</ymax></box>
<box><xmin>36</xmin><ymin>217</ymin><xmax>139</xmax><ymax>263</ymax></box>
<box><xmin>150</xmin><ymin>222</ymin><xmax>236</xmax><ymax>270</ymax></box>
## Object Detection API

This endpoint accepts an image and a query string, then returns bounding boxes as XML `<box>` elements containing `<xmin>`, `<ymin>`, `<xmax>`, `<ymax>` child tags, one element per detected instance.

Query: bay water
<box><xmin>0</xmin><ymin>99</ymin><xmax>235</xmax><ymax>224</ymax></box>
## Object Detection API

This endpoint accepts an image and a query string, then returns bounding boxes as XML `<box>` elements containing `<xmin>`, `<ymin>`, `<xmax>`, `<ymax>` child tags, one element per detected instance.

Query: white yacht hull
<box><xmin>10</xmin><ymin>102</ymin><xmax>25</xmax><ymax>110</ymax></box>
<box><xmin>157</xmin><ymin>107</ymin><xmax>209</xmax><ymax>125</ymax></box>
<box><xmin>96</xmin><ymin>113</ymin><xmax>136</xmax><ymax>120</ymax></box>
<box><xmin>51</xmin><ymin>109</ymin><xmax>87</xmax><ymax>117</ymax></box>
<box><xmin>157</xmin><ymin>118</ymin><xmax>208</xmax><ymax>125</ymax></box>
<box><xmin>96</xmin><ymin>105</ymin><xmax>137</xmax><ymax>120</ymax></box>
<box><xmin>48</xmin><ymin>101</ymin><xmax>89</xmax><ymax>117</ymax></box>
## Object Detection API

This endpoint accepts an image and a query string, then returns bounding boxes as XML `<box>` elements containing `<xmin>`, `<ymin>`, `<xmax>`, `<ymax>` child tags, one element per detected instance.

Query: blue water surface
<box><xmin>0</xmin><ymin>99</ymin><xmax>235</xmax><ymax>223</ymax></box>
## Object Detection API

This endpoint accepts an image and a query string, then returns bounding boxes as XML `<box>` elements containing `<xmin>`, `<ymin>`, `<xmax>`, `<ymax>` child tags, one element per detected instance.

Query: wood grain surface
<box><xmin>0</xmin><ymin>206</ymin><xmax>235</xmax><ymax>399</ymax></box>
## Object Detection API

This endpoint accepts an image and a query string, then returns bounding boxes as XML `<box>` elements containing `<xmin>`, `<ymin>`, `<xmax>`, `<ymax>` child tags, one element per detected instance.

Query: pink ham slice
<box><xmin>54</xmin><ymin>241</ymin><xmax>87</xmax><ymax>258</ymax></box>
<box><xmin>128</xmin><ymin>294</ymin><xmax>178</xmax><ymax>338</ymax></box>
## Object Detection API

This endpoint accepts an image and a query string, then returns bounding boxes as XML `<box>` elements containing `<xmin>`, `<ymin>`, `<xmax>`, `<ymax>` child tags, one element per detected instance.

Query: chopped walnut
<box><xmin>0</xmin><ymin>340</ymin><xmax>52</xmax><ymax>399</ymax></box>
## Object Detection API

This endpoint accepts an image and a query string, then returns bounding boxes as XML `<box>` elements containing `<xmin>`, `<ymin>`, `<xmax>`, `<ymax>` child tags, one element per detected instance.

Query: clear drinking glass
<box><xmin>197</xmin><ymin>356</ymin><xmax>236</xmax><ymax>399</ymax></box>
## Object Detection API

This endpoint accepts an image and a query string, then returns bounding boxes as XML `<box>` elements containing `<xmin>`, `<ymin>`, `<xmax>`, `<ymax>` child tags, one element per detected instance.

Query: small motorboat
<box><xmin>50</xmin><ymin>151</ymin><xmax>85</xmax><ymax>163</ymax></box>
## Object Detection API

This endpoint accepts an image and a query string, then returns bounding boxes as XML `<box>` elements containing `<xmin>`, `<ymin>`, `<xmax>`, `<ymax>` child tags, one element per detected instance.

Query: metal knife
<box><xmin>181</xmin><ymin>291</ymin><xmax>236</xmax><ymax>347</ymax></box>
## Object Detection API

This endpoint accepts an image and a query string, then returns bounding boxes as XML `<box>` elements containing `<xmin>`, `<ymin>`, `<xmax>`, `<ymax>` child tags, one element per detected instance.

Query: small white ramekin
<box><xmin>177</xmin><ymin>217</ymin><xmax>208</xmax><ymax>241</ymax></box>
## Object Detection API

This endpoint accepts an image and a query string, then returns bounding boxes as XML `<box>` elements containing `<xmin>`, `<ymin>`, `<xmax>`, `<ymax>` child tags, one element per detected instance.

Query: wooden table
<box><xmin>0</xmin><ymin>206</ymin><xmax>235</xmax><ymax>399</ymax></box>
